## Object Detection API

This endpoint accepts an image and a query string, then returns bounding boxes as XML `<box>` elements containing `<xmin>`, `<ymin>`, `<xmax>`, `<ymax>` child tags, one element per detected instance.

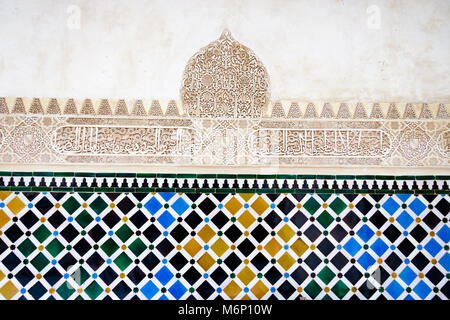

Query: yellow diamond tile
<box><xmin>0</xmin><ymin>269</ymin><xmax>5</xmax><ymax>281</ymax></box>
<box><xmin>291</xmin><ymin>238</ymin><xmax>309</xmax><ymax>257</ymax></box>
<box><xmin>224</xmin><ymin>280</ymin><xmax>241</xmax><ymax>299</ymax></box>
<box><xmin>225</xmin><ymin>197</ymin><xmax>243</xmax><ymax>215</ymax></box>
<box><xmin>278</xmin><ymin>252</ymin><xmax>296</xmax><ymax>271</ymax></box>
<box><xmin>238</xmin><ymin>193</ymin><xmax>254</xmax><ymax>202</ymax></box>
<box><xmin>197</xmin><ymin>252</ymin><xmax>215</xmax><ymax>271</ymax></box>
<box><xmin>277</xmin><ymin>224</ymin><xmax>295</xmax><ymax>242</ymax></box>
<box><xmin>251</xmin><ymin>280</ymin><xmax>268</xmax><ymax>299</ymax></box>
<box><xmin>197</xmin><ymin>225</ymin><xmax>215</xmax><ymax>243</ymax></box>
<box><xmin>0</xmin><ymin>191</ymin><xmax>11</xmax><ymax>201</ymax></box>
<box><xmin>237</xmin><ymin>266</ymin><xmax>256</xmax><ymax>285</ymax></box>
<box><xmin>184</xmin><ymin>238</ymin><xmax>202</xmax><ymax>257</ymax></box>
<box><xmin>237</xmin><ymin>210</ymin><xmax>256</xmax><ymax>229</ymax></box>
<box><xmin>0</xmin><ymin>209</ymin><xmax>10</xmax><ymax>229</ymax></box>
<box><xmin>264</xmin><ymin>238</ymin><xmax>282</xmax><ymax>257</ymax></box>
<box><xmin>210</xmin><ymin>238</ymin><xmax>229</xmax><ymax>257</ymax></box>
<box><xmin>250</xmin><ymin>197</ymin><xmax>269</xmax><ymax>215</ymax></box>
<box><xmin>0</xmin><ymin>281</ymin><xmax>19</xmax><ymax>300</ymax></box>
<box><xmin>7</xmin><ymin>196</ymin><xmax>25</xmax><ymax>215</ymax></box>
<box><xmin>241</xmin><ymin>294</ymin><xmax>251</xmax><ymax>300</ymax></box>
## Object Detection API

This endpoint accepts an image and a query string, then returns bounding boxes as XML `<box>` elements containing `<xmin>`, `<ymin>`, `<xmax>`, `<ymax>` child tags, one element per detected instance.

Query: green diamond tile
<box><xmin>46</xmin><ymin>238</ymin><xmax>65</xmax><ymax>257</ymax></box>
<box><xmin>304</xmin><ymin>279</ymin><xmax>322</xmax><ymax>299</ymax></box>
<box><xmin>318</xmin><ymin>194</ymin><xmax>332</xmax><ymax>201</ymax></box>
<box><xmin>116</xmin><ymin>225</ymin><xmax>134</xmax><ymax>242</ymax></box>
<box><xmin>317</xmin><ymin>210</ymin><xmax>334</xmax><ymax>229</ymax></box>
<box><xmin>90</xmin><ymin>196</ymin><xmax>108</xmax><ymax>215</ymax></box>
<box><xmin>331</xmin><ymin>280</ymin><xmax>350</xmax><ymax>299</ymax></box>
<box><xmin>129</xmin><ymin>238</ymin><xmax>147</xmax><ymax>257</ymax></box>
<box><xmin>63</xmin><ymin>196</ymin><xmax>81</xmax><ymax>214</ymax></box>
<box><xmin>303</xmin><ymin>197</ymin><xmax>321</xmax><ymax>215</ymax></box>
<box><xmin>100</xmin><ymin>238</ymin><xmax>120</xmax><ymax>257</ymax></box>
<box><xmin>85</xmin><ymin>281</ymin><xmax>103</xmax><ymax>300</ymax></box>
<box><xmin>79</xmin><ymin>193</ymin><xmax>93</xmax><ymax>201</ymax></box>
<box><xmin>114</xmin><ymin>252</ymin><xmax>133</xmax><ymax>271</ymax></box>
<box><xmin>75</xmin><ymin>210</ymin><xmax>94</xmax><ymax>229</ymax></box>
<box><xmin>329</xmin><ymin>198</ymin><xmax>347</xmax><ymax>215</ymax></box>
<box><xmin>56</xmin><ymin>281</ymin><xmax>76</xmax><ymax>299</ymax></box>
<box><xmin>71</xmin><ymin>266</ymin><xmax>90</xmax><ymax>286</ymax></box>
<box><xmin>17</xmin><ymin>238</ymin><xmax>37</xmax><ymax>257</ymax></box>
<box><xmin>30</xmin><ymin>252</ymin><xmax>50</xmax><ymax>272</ymax></box>
<box><xmin>33</xmin><ymin>225</ymin><xmax>51</xmax><ymax>243</ymax></box>
<box><xmin>318</xmin><ymin>266</ymin><xmax>336</xmax><ymax>285</ymax></box>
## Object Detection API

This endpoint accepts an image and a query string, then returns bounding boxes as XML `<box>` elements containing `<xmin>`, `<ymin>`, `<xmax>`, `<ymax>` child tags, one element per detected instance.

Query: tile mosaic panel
<box><xmin>0</xmin><ymin>174</ymin><xmax>448</xmax><ymax>300</ymax></box>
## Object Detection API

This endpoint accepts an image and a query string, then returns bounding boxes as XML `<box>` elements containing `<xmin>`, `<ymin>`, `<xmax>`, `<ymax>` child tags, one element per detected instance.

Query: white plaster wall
<box><xmin>0</xmin><ymin>0</ymin><xmax>449</xmax><ymax>102</ymax></box>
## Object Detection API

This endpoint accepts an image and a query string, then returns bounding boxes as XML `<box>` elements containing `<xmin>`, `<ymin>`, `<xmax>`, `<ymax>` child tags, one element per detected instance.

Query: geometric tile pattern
<box><xmin>0</xmin><ymin>188</ymin><xmax>448</xmax><ymax>300</ymax></box>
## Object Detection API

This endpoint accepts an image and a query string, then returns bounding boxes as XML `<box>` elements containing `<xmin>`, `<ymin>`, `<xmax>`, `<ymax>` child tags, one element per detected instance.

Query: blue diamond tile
<box><xmin>424</xmin><ymin>238</ymin><xmax>442</xmax><ymax>257</ymax></box>
<box><xmin>144</xmin><ymin>197</ymin><xmax>163</xmax><ymax>215</ymax></box>
<box><xmin>160</xmin><ymin>193</ymin><xmax>175</xmax><ymax>202</ymax></box>
<box><xmin>399</xmin><ymin>266</ymin><xmax>416</xmax><ymax>285</ymax></box>
<box><xmin>439</xmin><ymin>252</ymin><xmax>450</xmax><ymax>271</ymax></box>
<box><xmin>382</xmin><ymin>198</ymin><xmax>400</xmax><ymax>215</ymax></box>
<box><xmin>171</xmin><ymin>198</ymin><xmax>190</xmax><ymax>216</ymax></box>
<box><xmin>437</xmin><ymin>225</ymin><xmax>449</xmax><ymax>243</ymax></box>
<box><xmin>168</xmin><ymin>280</ymin><xmax>187</xmax><ymax>299</ymax></box>
<box><xmin>155</xmin><ymin>266</ymin><xmax>173</xmax><ymax>285</ymax></box>
<box><xmin>157</xmin><ymin>210</ymin><xmax>175</xmax><ymax>229</ymax></box>
<box><xmin>386</xmin><ymin>280</ymin><xmax>404</xmax><ymax>299</ymax></box>
<box><xmin>396</xmin><ymin>194</ymin><xmax>411</xmax><ymax>203</ymax></box>
<box><xmin>141</xmin><ymin>281</ymin><xmax>159</xmax><ymax>299</ymax></box>
<box><xmin>357</xmin><ymin>225</ymin><xmax>375</xmax><ymax>243</ymax></box>
<box><xmin>408</xmin><ymin>198</ymin><xmax>426</xmax><ymax>215</ymax></box>
<box><xmin>396</xmin><ymin>211</ymin><xmax>414</xmax><ymax>229</ymax></box>
<box><xmin>371</xmin><ymin>238</ymin><xmax>388</xmax><ymax>256</ymax></box>
<box><xmin>343</xmin><ymin>238</ymin><xmax>362</xmax><ymax>257</ymax></box>
<box><xmin>404</xmin><ymin>294</ymin><xmax>414</xmax><ymax>300</ymax></box>
<box><xmin>413</xmin><ymin>280</ymin><xmax>431</xmax><ymax>299</ymax></box>
<box><xmin>159</xmin><ymin>294</ymin><xmax>169</xmax><ymax>300</ymax></box>
<box><xmin>357</xmin><ymin>252</ymin><xmax>376</xmax><ymax>270</ymax></box>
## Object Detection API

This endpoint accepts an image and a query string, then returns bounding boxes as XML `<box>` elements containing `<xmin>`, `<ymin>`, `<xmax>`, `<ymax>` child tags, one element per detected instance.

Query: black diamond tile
<box><xmin>359</xmin><ymin>280</ymin><xmax>377</xmax><ymax>299</ymax></box>
<box><xmin>291</xmin><ymin>265</ymin><xmax>308</xmax><ymax>285</ymax></box>
<box><xmin>4</xmin><ymin>224</ymin><xmax>24</xmax><ymax>242</ymax></box>
<box><xmin>59</xmin><ymin>252</ymin><xmax>77</xmax><ymax>270</ymax></box>
<box><xmin>35</xmin><ymin>197</ymin><xmax>53</xmax><ymax>214</ymax></box>
<box><xmin>184</xmin><ymin>211</ymin><xmax>202</xmax><ymax>229</ymax></box>
<box><xmin>2</xmin><ymin>252</ymin><xmax>20</xmax><ymax>271</ymax></box>
<box><xmin>211</xmin><ymin>211</ymin><xmax>228</xmax><ymax>229</ymax></box>
<box><xmin>143</xmin><ymin>225</ymin><xmax>161</xmax><ymax>243</ymax></box>
<box><xmin>317</xmin><ymin>238</ymin><xmax>334</xmax><ymax>256</ymax></box>
<box><xmin>170</xmin><ymin>225</ymin><xmax>189</xmax><ymax>243</ymax></box>
<box><xmin>385</xmin><ymin>252</ymin><xmax>402</xmax><ymax>271</ymax></box>
<box><xmin>304</xmin><ymin>225</ymin><xmax>321</xmax><ymax>242</ymax></box>
<box><xmin>304</xmin><ymin>252</ymin><xmax>321</xmax><ymax>270</ymax></box>
<box><xmin>278</xmin><ymin>280</ymin><xmax>295</xmax><ymax>299</ymax></box>
<box><xmin>237</xmin><ymin>239</ymin><xmax>255</xmax><ymax>256</ymax></box>
<box><xmin>369</xmin><ymin>211</ymin><xmax>387</xmax><ymax>229</ymax></box>
<box><xmin>73</xmin><ymin>238</ymin><xmax>92</xmax><ymax>256</ymax></box>
<box><xmin>266</xmin><ymin>211</ymin><xmax>283</xmax><ymax>228</ymax></box>
<box><xmin>127</xmin><ymin>266</ymin><xmax>146</xmax><ymax>285</ymax></box>
<box><xmin>355</xmin><ymin>198</ymin><xmax>372</xmax><ymax>215</ymax></box>
<box><xmin>113</xmin><ymin>280</ymin><xmax>131</xmax><ymax>299</ymax></box>
<box><xmin>141</xmin><ymin>252</ymin><xmax>160</xmax><ymax>271</ymax></box>
<box><xmin>50</xmin><ymin>192</ymin><xmax>66</xmax><ymax>202</ymax></box>
<box><xmin>184</xmin><ymin>266</ymin><xmax>201</xmax><ymax>286</ymax></box>
<box><xmin>250</xmin><ymin>225</ymin><xmax>269</xmax><ymax>243</ymax></box>
<box><xmin>343</xmin><ymin>211</ymin><xmax>360</xmax><ymax>229</ymax></box>
<box><xmin>22</xmin><ymin>192</ymin><xmax>39</xmax><ymax>202</ymax></box>
<box><xmin>29</xmin><ymin>282</ymin><xmax>47</xmax><ymax>299</ymax></box>
<box><xmin>397</xmin><ymin>239</ymin><xmax>415</xmax><ymax>257</ymax></box>
<box><xmin>224</xmin><ymin>252</ymin><xmax>241</xmax><ymax>271</ymax></box>
<box><xmin>344</xmin><ymin>266</ymin><xmax>362</xmax><ymax>285</ymax></box>
<box><xmin>278</xmin><ymin>198</ymin><xmax>295</xmax><ymax>214</ymax></box>
<box><xmin>198</xmin><ymin>197</ymin><xmax>216</xmax><ymax>215</ymax></box>
<box><xmin>16</xmin><ymin>267</ymin><xmax>35</xmax><ymax>286</ymax></box>
<box><xmin>330</xmin><ymin>252</ymin><xmax>349</xmax><ymax>270</ymax></box>
<box><xmin>383</xmin><ymin>225</ymin><xmax>401</xmax><ymax>243</ymax></box>
<box><xmin>129</xmin><ymin>210</ymin><xmax>148</xmax><ymax>229</ymax></box>
<box><xmin>185</xmin><ymin>194</ymin><xmax>201</xmax><ymax>203</ymax></box>
<box><xmin>87</xmin><ymin>225</ymin><xmax>106</xmax><ymax>243</ymax></box>
<box><xmin>169</xmin><ymin>252</ymin><xmax>188</xmax><ymax>271</ymax></box>
<box><xmin>210</xmin><ymin>267</ymin><xmax>227</xmax><ymax>285</ymax></box>
<box><xmin>251</xmin><ymin>252</ymin><xmax>269</xmax><ymax>271</ymax></box>
<box><xmin>426</xmin><ymin>266</ymin><xmax>444</xmax><ymax>285</ymax></box>
<box><xmin>224</xmin><ymin>224</ymin><xmax>242</xmax><ymax>242</ymax></box>
<box><xmin>411</xmin><ymin>252</ymin><xmax>428</xmax><ymax>271</ymax></box>
<box><xmin>47</xmin><ymin>211</ymin><xmax>65</xmax><ymax>229</ymax></box>
<box><xmin>435</xmin><ymin>198</ymin><xmax>448</xmax><ymax>215</ymax></box>
<box><xmin>410</xmin><ymin>225</ymin><xmax>428</xmax><ymax>243</ymax></box>
<box><xmin>330</xmin><ymin>224</ymin><xmax>348</xmax><ymax>242</ymax></box>
<box><xmin>156</xmin><ymin>239</ymin><xmax>174</xmax><ymax>256</ymax></box>
<box><xmin>211</xmin><ymin>194</ymin><xmax>227</xmax><ymax>202</ymax></box>
<box><xmin>103</xmin><ymin>211</ymin><xmax>121</xmax><ymax>229</ymax></box>
<box><xmin>116</xmin><ymin>197</ymin><xmax>135</xmax><ymax>214</ymax></box>
<box><xmin>0</xmin><ymin>238</ymin><xmax>6</xmax><ymax>255</ymax></box>
<box><xmin>60</xmin><ymin>224</ymin><xmax>79</xmax><ymax>243</ymax></box>
<box><xmin>265</xmin><ymin>266</ymin><xmax>282</xmax><ymax>285</ymax></box>
<box><xmin>422</xmin><ymin>212</ymin><xmax>441</xmax><ymax>229</ymax></box>
<box><xmin>19</xmin><ymin>211</ymin><xmax>39</xmax><ymax>229</ymax></box>
<box><xmin>43</xmin><ymin>267</ymin><xmax>62</xmax><ymax>286</ymax></box>
<box><xmin>197</xmin><ymin>281</ymin><xmax>215</xmax><ymax>299</ymax></box>
<box><xmin>86</xmin><ymin>252</ymin><xmax>105</xmax><ymax>271</ymax></box>
<box><xmin>441</xmin><ymin>282</ymin><xmax>450</xmax><ymax>299</ymax></box>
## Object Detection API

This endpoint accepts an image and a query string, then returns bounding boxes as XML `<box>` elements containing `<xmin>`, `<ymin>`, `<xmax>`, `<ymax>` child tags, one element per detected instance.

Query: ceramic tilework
<box><xmin>0</xmin><ymin>174</ymin><xmax>449</xmax><ymax>300</ymax></box>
